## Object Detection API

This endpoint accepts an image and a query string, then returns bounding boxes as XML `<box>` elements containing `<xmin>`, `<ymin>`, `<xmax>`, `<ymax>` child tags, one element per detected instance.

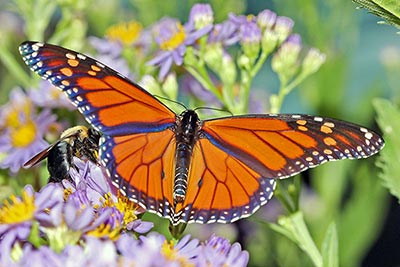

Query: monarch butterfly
<box><xmin>19</xmin><ymin>41</ymin><xmax>384</xmax><ymax>225</ymax></box>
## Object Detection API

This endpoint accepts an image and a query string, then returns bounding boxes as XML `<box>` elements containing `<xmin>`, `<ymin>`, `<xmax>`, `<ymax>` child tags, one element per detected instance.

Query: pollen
<box><xmin>102</xmin><ymin>192</ymin><xmax>138</xmax><ymax>227</ymax></box>
<box><xmin>0</xmin><ymin>191</ymin><xmax>35</xmax><ymax>224</ymax></box>
<box><xmin>106</xmin><ymin>21</ymin><xmax>143</xmax><ymax>46</ymax></box>
<box><xmin>160</xmin><ymin>23</ymin><xmax>186</xmax><ymax>51</ymax></box>
<box><xmin>10</xmin><ymin>120</ymin><xmax>37</xmax><ymax>147</ymax></box>
<box><xmin>162</xmin><ymin>240</ymin><xmax>178</xmax><ymax>260</ymax></box>
<box><xmin>161</xmin><ymin>240</ymin><xmax>193</xmax><ymax>266</ymax></box>
<box><xmin>87</xmin><ymin>223</ymin><xmax>121</xmax><ymax>240</ymax></box>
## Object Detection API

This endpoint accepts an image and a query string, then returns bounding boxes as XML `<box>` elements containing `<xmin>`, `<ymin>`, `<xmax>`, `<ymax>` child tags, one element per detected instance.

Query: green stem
<box><xmin>0</xmin><ymin>46</ymin><xmax>32</xmax><ymax>88</ymax></box>
<box><xmin>271</xmin><ymin>72</ymin><xmax>309</xmax><ymax>113</ymax></box>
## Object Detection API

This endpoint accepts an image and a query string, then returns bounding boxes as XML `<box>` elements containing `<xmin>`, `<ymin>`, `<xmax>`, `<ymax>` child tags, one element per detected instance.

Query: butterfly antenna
<box><xmin>154</xmin><ymin>95</ymin><xmax>187</xmax><ymax>110</ymax></box>
<box><xmin>194</xmin><ymin>106</ymin><xmax>233</xmax><ymax>116</ymax></box>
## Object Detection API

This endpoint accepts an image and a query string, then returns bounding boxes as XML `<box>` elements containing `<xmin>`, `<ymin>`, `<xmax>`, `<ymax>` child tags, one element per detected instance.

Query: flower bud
<box><xmin>301</xmin><ymin>48</ymin><xmax>326</xmax><ymax>75</ymax></box>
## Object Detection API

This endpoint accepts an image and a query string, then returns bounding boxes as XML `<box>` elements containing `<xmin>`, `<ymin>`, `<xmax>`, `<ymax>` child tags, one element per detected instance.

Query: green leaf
<box><xmin>270</xmin><ymin>212</ymin><xmax>323</xmax><ymax>267</ymax></box>
<box><xmin>321</xmin><ymin>222</ymin><xmax>339</xmax><ymax>267</ymax></box>
<box><xmin>374</xmin><ymin>98</ymin><xmax>400</xmax><ymax>201</ymax></box>
<box><xmin>353</xmin><ymin>0</ymin><xmax>400</xmax><ymax>30</ymax></box>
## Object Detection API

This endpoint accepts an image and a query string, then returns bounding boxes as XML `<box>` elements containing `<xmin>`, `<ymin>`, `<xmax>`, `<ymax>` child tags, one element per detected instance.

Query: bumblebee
<box><xmin>24</xmin><ymin>126</ymin><xmax>101</xmax><ymax>183</ymax></box>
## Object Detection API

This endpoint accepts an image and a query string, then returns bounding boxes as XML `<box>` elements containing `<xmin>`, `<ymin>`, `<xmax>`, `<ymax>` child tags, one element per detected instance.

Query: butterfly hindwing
<box><xmin>175</xmin><ymin>138</ymin><xmax>276</xmax><ymax>224</ymax></box>
<box><xmin>19</xmin><ymin>41</ymin><xmax>176</xmax><ymax>136</ymax></box>
<box><xmin>100</xmin><ymin>130</ymin><xmax>176</xmax><ymax>219</ymax></box>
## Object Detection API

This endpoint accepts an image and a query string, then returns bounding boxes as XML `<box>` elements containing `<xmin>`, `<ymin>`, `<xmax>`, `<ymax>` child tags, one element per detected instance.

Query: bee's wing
<box><xmin>23</xmin><ymin>141</ymin><xmax>60</xmax><ymax>168</ymax></box>
<box><xmin>23</xmin><ymin>130</ymin><xmax>81</xmax><ymax>168</ymax></box>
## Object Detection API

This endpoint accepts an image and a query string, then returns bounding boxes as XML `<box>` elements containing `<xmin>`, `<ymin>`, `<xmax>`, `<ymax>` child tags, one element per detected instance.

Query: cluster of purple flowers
<box><xmin>0</xmin><ymin>159</ymin><xmax>248</xmax><ymax>266</ymax></box>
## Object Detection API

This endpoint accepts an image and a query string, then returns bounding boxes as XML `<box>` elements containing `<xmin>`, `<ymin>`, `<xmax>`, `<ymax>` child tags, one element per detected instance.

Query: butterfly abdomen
<box><xmin>173</xmin><ymin>110</ymin><xmax>200</xmax><ymax>203</ymax></box>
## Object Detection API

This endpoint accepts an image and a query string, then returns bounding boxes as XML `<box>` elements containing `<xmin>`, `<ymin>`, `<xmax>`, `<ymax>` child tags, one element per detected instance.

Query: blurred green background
<box><xmin>0</xmin><ymin>0</ymin><xmax>399</xmax><ymax>266</ymax></box>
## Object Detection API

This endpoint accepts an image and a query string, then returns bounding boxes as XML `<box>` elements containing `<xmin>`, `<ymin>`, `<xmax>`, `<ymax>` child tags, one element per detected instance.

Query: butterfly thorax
<box><xmin>173</xmin><ymin>110</ymin><xmax>200</xmax><ymax>203</ymax></box>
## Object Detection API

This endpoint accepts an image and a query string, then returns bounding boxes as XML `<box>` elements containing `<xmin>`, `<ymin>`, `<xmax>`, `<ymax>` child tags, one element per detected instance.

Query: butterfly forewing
<box><xmin>19</xmin><ymin>41</ymin><xmax>176</xmax><ymax>136</ymax></box>
<box><xmin>202</xmin><ymin>114</ymin><xmax>384</xmax><ymax>179</ymax></box>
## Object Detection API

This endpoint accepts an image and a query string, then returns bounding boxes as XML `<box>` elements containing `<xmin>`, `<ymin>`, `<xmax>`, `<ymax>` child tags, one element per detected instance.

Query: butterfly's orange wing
<box><xmin>101</xmin><ymin>131</ymin><xmax>176</xmax><ymax>218</ymax></box>
<box><xmin>19</xmin><ymin>41</ymin><xmax>176</xmax><ymax>136</ymax></box>
<box><xmin>172</xmin><ymin>114</ymin><xmax>383</xmax><ymax>224</ymax></box>
<box><xmin>19</xmin><ymin>41</ymin><xmax>178</xmax><ymax>218</ymax></box>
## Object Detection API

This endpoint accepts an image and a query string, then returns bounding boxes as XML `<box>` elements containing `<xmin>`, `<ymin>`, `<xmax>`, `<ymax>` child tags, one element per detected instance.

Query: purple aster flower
<box><xmin>208</xmin><ymin>20</ymin><xmax>240</xmax><ymax>46</ymax></box>
<box><xmin>181</xmin><ymin>74</ymin><xmax>221</xmax><ymax>106</ymax></box>
<box><xmin>229</xmin><ymin>12</ymin><xmax>256</xmax><ymax>26</ymax></box>
<box><xmin>187</xmin><ymin>3</ymin><xmax>214</xmax><ymax>30</ymax></box>
<box><xmin>274</xmin><ymin>16</ymin><xmax>294</xmax><ymax>43</ymax></box>
<box><xmin>0</xmin><ymin>87</ymin><xmax>57</xmax><ymax>173</ymax></box>
<box><xmin>197</xmin><ymin>235</ymin><xmax>249</xmax><ymax>267</ymax></box>
<box><xmin>17</xmin><ymin>238</ymin><xmax>118</xmax><ymax>267</ymax></box>
<box><xmin>28</xmin><ymin>80</ymin><xmax>75</xmax><ymax>110</ymax></box>
<box><xmin>257</xmin><ymin>9</ymin><xmax>277</xmax><ymax>30</ymax></box>
<box><xmin>148</xmin><ymin>17</ymin><xmax>211</xmax><ymax>80</ymax></box>
<box><xmin>88</xmin><ymin>36</ymin><xmax>133</xmax><ymax>78</ymax></box>
<box><xmin>239</xmin><ymin>21</ymin><xmax>261</xmax><ymax>45</ymax></box>
<box><xmin>0</xmin><ymin>184</ymin><xmax>64</xmax><ymax>265</ymax></box>
<box><xmin>65</xmin><ymin>158</ymin><xmax>151</xmax><ymax>235</ymax></box>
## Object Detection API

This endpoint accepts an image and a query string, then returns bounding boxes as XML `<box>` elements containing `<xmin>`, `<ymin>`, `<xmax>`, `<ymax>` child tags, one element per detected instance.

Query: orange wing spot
<box><xmin>60</xmin><ymin>67</ymin><xmax>73</xmax><ymax>77</ymax></box>
<box><xmin>61</xmin><ymin>80</ymin><xmax>70</xmax><ymax>86</ymax></box>
<box><xmin>296</xmin><ymin>120</ymin><xmax>307</xmax><ymax>125</ymax></box>
<box><xmin>88</xmin><ymin>70</ymin><xmax>97</xmax><ymax>76</ymax></box>
<box><xmin>298</xmin><ymin>125</ymin><xmax>308</xmax><ymax>132</ymax></box>
<box><xmin>183</xmin><ymin>143</ymin><xmax>205</xmax><ymax>206</ymax></box>
<box><xmin>77</xmin><ymin>77</ymin><xmax>110</xmax><ymax>90</ymax></box>
<box><xmin>226</xmin><ymin>157</ymin><xmax>258</xmax><ymax>201</ymax></box>
<box><xmin>113</xmin><ymin>134</ymin><xmax>147</xmax><ymax>164</ymax></box>
<box><xmin>142</xmin><ymin>131</ymin><xmax>173</xmax><ymax>163</ymax></box>
<box><xmin>256</xmin><ymin>131</ymin><xmax>304</xmax><ymax>159</ymax></box>
<box><xmin>190</xmin><ymin>171</ymin><xmax>216</xmax><ymax>210</ymax></box>
<box><xmin>320</xmin><ymin>125</ymin><xmax>333</xmax><ymax>134</ymax></box>
<box><xmin>344</xmin><ymin>130</ymin><xmax>363</xmax><ymax>142</ymax></box>
<box><xmin>67</xmin><ymin>59</ymin><xmax>79</xmax><ymax>67</ymax></box>
<box><xmin>213</xmin><ymin>183</ymin><xmax>231</xmax><ymax>209</ymax></box>
<box><xmin>281</xmin><ymin>131</ymin><xmax>317</xmax><ymax>148</ymax></box>
<box><xmin>148</xmin><ymin>160</ymin><xmax>164</xmax><ymax>203</ymax></box>
<box><xmin>91</xmin><ymin>64</ymin><xmax>101</xmax><ymax>72</ymax></box>
<box><xmin>324</xmin><ymin>149</ymin><xmax>333</xmax><ymax>155</ymax></box>
<box><xmin>333</xmin><ymin>134</ymin><xmax>352</xmax><ymax>146</ymax></box>
<box><xmin>87</xmin><ymin>90</ymin><xmax>132</xmax><ymax>107</ymax></box>
<box><xmin>131</xmin><ymin>165</ymin><xmax>148</xmax><ymax>192</ymax></box>
<box><xmin>72</xmin><ymin>87</ymin><xmax>79</xmax><ymax>93</ymax></box>
<box><xmin>104</xmin><ymin>76</ymin><xmax>175</xmax><ymax>117</ymax></box>
<box><xmin>324</xmin><ymin>137</ymin><xmax>337</xmax><ymax>146</ymax></box>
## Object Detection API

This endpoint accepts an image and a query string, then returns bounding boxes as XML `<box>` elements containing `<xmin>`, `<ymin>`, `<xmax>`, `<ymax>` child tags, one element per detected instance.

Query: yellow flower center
<box><xmin>0</xmin><ymin>191</ymin><xmax>35</xmax><ymax>224</ymax></box>
<box><xmin>87</xmin><ymin>223</ymin><xmax>121</xmax><ymax>240</ymax></box>
<box><xmin>161</xmin><ymin>240</ymin><xmax>194</xmax><ymax>267</ymax></box>
<box><xmin>102</xmin><ymin>192</ymin><xmax>138</xmax><ymax>227</ymax></box>
<box><xmin>106</xmin><ymin>21</ymin><xmax>143</xmax><ymax>46</ymax></box>
<box><xmin>160</xmin><ymin>23</ymin><xmax>186</xmax><ymax>51</ymax></box>
<box><xmin>10</xmin><ymin>120</ymin><xmax>37</xmax><ymax>147</ymax></box>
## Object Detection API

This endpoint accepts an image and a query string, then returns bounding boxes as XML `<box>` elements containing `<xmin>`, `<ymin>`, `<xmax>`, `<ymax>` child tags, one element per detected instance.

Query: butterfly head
<box><xmin>179</xmin><ymin>110</ymin><xmax>201</xmax><ymax>138</ymax></box>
